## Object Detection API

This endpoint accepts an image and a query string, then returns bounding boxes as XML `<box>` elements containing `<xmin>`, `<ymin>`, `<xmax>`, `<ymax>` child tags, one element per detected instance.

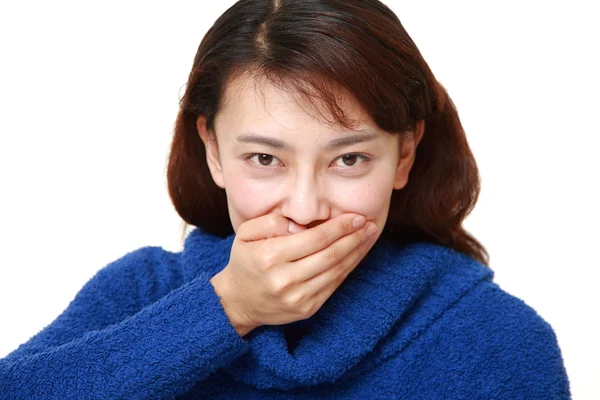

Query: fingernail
<box><xmin>352</xmin><ymin>215</ymin><xmax>366</xmax><ymax>228</ymax></box>
<box><xmin>366</xmin><ymin>222</ymin><xmax>378</xmax><ymax>237</ymax></box>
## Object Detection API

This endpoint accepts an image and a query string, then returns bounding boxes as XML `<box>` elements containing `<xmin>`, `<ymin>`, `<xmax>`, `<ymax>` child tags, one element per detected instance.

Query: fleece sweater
<box><xmin>0</xmin><ymin>227</ymin><xmax>571</xmax><ymax>399</ymax></box>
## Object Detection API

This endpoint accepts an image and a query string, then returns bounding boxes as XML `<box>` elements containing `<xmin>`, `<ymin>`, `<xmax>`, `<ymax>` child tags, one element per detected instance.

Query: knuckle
<box><xmin>345</xmin><ymin>257</ymin><xmax>357</xmax><ymax>275</ymax></box>
<box><xmin>357</xmin><ymin>228</ymin><xmax>368</xmax><ymax>244</ymax></box>
<box><xmin>315</xmin><ymin>227</ymin><xmax>329</xmax><ymax>247</ymax></box>
<box><xmin>348</xmin><ymin>243</ymin><xmax>362</xmax><ymax>262</ymax></box>
<box><xmin>301</xmin><ymin>302</ymin><xmax>319</xmax><ymax>318</ymax></box>
<box><xmin>262</xmin><ymin>254</ymin><xmax>277</xmax><ymax>270</ymax></box>
<box><xmin>284</xmin><ymin>292</ymin><xmax>304</xmax><ymax>308</ymax></box>
<box><xmin>268</xmin><ymin>274</ymin><xmax>289</xmax><ymax>296</ymax></box>
<box><xmin>266</xmin><ymin>214</ymin><xmax>280</xmax><ymax>230</ymax></box>
<box><xmin>327</xmin><ymin>247</ymin><xmax>341</xmax><ymax>263</ymax></box>
<box><xmin>346</xmin><ymin>248</ymin><xmax>361</xmax><ymax>270</ymax></box>
<box><xmin>260</xmin><ymin>244</ymin><xmax>279</xmax><ymax>270</ymax></box>
<box><xmin>262</xmin><ymin>256</ymin><xmax>278</xmax><ymax>273</ymax></box>
<box><xmin>341</xmin><ymin>217</ymin><xmax>353</xmax><ymax>233</ymax></box>
<box><xmin>333</xmin><ymin>261</ymin><xmax>346</xmax><ymax>275</ymax></box>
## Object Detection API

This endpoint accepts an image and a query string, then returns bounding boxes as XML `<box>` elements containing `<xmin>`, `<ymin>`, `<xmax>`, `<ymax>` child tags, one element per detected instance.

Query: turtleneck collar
<box><xmin>181</xmin><ymin>226</ymin><xmax>494</xmax><ymax>390</ymax></box>
<box><xmin>180</xmin><ymin>227</ymin><xmax>236</xmax><ymax>282</ymax></box>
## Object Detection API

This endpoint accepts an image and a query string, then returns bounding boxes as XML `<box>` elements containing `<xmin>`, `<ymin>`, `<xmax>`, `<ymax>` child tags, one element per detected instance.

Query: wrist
<box><xmin>210</xmin><ymin>269</ymin><xmax>254</xmax><ymax>338</ymax></box>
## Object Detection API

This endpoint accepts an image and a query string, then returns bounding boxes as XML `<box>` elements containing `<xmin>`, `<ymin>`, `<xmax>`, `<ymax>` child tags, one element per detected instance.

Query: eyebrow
<box><xmin>236</xmin><ymin>130</ymin><xmax>378</xmax><ymax>151</ymax></box>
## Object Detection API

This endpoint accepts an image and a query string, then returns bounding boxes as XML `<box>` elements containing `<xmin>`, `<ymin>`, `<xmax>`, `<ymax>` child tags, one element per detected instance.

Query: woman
<box><xmin>0</xmin><ymin>0</ymin><xmax>571</xmax><ymax>398</ymax></box>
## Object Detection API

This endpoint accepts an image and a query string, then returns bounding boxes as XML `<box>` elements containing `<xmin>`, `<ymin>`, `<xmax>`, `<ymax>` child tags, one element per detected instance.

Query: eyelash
<box><xmin>243</xmin><ymin>153</ymin><xmax>372</xmax><ymax>169</ymax></box>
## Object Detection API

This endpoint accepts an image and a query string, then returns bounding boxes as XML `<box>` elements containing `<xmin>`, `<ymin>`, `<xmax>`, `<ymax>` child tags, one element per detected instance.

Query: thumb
<box><xmin>287</xmin><ymin>219</ymin><xmax>307</xmax><ymax>234</ymax></box>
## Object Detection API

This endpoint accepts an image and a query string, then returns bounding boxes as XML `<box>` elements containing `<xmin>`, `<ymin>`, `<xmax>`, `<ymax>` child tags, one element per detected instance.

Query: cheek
<box><xmin>224</xmin><ymin>172</ymin><xmax>280</xmax><ymax>225</ymax></box>
<box><xmin>332</xmin><ymin>174</ymin><xmax>394</xmax><ymax>222</ymax></box>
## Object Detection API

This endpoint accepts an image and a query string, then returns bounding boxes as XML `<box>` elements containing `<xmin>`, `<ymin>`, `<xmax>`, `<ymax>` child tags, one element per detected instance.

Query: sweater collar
<box><xmin>181</xmin><ymin>227</ymin><xmax>494</xmax><ymax>390</ymax></box>
<box><xmin>181</xmin><ymin>227</ymin><xmax>236</xmax><ymax>282</ymax></box>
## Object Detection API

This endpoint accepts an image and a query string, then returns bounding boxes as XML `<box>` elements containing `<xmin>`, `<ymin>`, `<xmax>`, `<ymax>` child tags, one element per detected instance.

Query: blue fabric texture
<box><xmin>1</xmin><ymin>227</ymin><xmax>571</xmax><ymax>399</ymax></box>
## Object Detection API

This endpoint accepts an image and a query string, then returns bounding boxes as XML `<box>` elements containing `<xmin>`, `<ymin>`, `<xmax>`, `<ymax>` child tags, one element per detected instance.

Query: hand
<box><xmin>210</xmin><ymin>213</ymin><xmax>378</xmax><ymax>337</ymax></box>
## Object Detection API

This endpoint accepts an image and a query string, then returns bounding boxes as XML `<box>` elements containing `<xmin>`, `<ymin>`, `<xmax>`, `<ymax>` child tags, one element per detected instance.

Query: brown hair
<box><xmin>167</xmin><ymin>0</ymin><xmax>490</xmax><ymax>267</ymax></box>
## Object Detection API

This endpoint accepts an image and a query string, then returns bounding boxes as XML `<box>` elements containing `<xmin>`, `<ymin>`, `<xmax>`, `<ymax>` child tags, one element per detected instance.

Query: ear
<box><xmin>196</xmin><ymin>116</ymin><xmax>225</xmax><ymax>189</ymax></box>
<box><xmin>393</xmin><ymin>119</ymin><xmax>425</xmax><ymax>190</ymax></box>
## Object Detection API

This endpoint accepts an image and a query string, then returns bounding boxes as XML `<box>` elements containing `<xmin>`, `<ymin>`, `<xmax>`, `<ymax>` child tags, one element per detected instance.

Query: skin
<box><xmin>197</xmin><ymin>72</ymin><xmax>424</xmax><ymax>244</ymax></box>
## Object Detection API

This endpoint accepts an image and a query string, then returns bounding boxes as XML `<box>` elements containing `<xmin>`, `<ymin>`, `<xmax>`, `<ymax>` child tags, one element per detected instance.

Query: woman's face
<box><xmin>197</xmin><ymin>73</ymin><xmax>423</xmax><ymax>239</ymax></box>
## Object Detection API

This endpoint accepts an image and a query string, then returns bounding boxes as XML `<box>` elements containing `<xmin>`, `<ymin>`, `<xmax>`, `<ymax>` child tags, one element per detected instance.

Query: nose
<box><xmin>280</xmin><ymin>171</ymin><xmax>330</xmax><ymax>227</ymax></box>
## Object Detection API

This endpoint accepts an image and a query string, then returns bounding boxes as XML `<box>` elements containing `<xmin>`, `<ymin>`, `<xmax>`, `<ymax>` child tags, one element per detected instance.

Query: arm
<box><xmin>0</xmin><ymin>247</ymin><xmax>250</xmax><ymax>399</ymax></box>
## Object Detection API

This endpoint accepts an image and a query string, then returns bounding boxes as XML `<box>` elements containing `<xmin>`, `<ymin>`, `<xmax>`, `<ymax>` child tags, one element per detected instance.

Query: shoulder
<box><xmin>85</xmin><ymin>246</ymin><xmax>185</xmax><ymax>309</ymax></box>
<box><xmin>439</xmin><ymin>280</ymin><xmax>571</xmax><ymax>397</ymax></box>
<box><xmin>456</xmin><ymin>280</ymin><xmax>560</xmax><ymax>347</ymax></box>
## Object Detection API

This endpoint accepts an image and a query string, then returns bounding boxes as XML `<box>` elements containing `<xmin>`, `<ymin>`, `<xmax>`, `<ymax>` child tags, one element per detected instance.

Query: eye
<box><xmin>332</xmin><ymin>154</ymin><xmax>370</xmax><ymax>167</ymax></box>
<box><xmin>248</xmin><ymin>153</ymin><xmax>282</xmax><ymax>167</ymax></box>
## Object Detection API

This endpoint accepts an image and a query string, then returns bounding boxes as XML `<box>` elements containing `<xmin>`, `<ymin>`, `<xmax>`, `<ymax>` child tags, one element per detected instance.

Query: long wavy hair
<box><xmin>166</xmin><ymin>0</ymin><xmax>490</xmax><ymax>267</ymax></box>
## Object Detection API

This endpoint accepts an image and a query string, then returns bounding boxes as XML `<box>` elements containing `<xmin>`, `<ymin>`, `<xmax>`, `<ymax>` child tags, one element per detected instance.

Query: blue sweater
<box><xmin>1</xmin><ymin>227</ymin><xmax>571</xmax><ymax>399</ymax></box>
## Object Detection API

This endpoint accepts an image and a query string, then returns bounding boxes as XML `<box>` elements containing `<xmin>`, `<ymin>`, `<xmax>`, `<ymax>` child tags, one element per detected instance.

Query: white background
<box><xmin>0</xmin><ymin>1</ymin><xmax>597</xmax><ymax>398</ymax></box>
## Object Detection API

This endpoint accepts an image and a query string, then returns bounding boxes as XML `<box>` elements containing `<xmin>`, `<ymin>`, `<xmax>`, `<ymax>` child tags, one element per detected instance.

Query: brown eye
<box><xmin>341</xmin><ymin>155</ymin><xmax>357</xmax><ymax>166</ymax></box>
<box><xmin>332</xmin><ymin>153</ymin><xmax>370</xmax><ymax>168</ymax></box>
<box><xmin>258</xmin><ymin>154</ymin><xmax>273</xmax><ymax>166</ymax></box>
<box><xmin>249</xmin><ymin>153</ymin><xmax>280</xmax><ymax>167</ymax></box>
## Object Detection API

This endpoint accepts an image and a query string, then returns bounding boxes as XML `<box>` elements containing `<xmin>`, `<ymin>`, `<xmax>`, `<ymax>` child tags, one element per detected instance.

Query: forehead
<box><xmin>214</xmin><ymin>72</ymin><xmax>374</xmax><ymax>135</ymax></box>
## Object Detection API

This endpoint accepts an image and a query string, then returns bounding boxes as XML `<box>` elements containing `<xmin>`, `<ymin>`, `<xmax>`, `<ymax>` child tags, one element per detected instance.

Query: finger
<box><xmin>299</xmin><ymin>244</ymin><xmax>366</xmax><ymax>318</ymax></box>
<box><xmin>269</xmin><ymin>213</ymin><xmax>367</xmax><ymax>261</ymax></box>
<box><xmin>305</xmin><ymin>237</ymin><xmax>373</xmax><ymax>301</ymax></box>
<box><xmin>237</xmin><ymin>213</ymin><xmax>292</xmax><ymax>242</ymax></box>
<box><xmin>310</xmin><ymin>274</ymin><xmax>346</xmax><ymax>315</ymax></box>
<box><xmin>288</xmin><ymin>219</ymin><xmax>307</xmax><ymax>234</ymax></box>
<box><xmin>285</xmin><ymin>221</ymin><xmax>376</xmax><ymax>282</ymax></box>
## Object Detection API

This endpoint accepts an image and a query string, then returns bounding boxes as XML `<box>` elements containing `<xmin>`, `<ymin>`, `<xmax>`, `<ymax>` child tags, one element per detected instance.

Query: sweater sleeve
<box><xmin>0</xmin><ymin>246</ymin><xmax>250</xmax><ymax>400</ymax></box>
